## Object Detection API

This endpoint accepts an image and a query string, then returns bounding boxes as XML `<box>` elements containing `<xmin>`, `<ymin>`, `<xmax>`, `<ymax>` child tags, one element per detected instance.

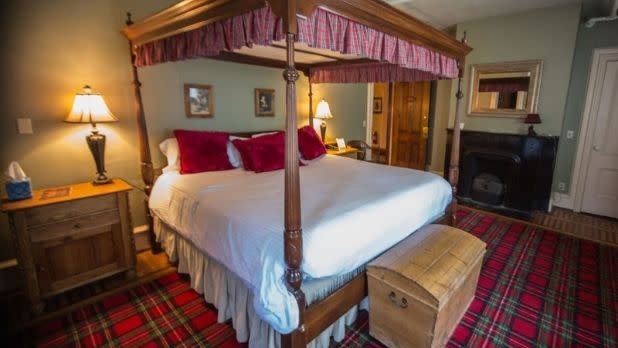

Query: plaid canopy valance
<box><xmin>134</xmin><ymin>6</ymin><xmax>459</xmax><ymax>83</ymax></box>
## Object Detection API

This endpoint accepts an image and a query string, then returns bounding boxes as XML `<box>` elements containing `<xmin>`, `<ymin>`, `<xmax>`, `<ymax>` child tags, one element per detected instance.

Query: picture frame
<box><xmin>373</xmin><ymin>97</ymin><xmax>383</xmax><ymax>114</ymax></box>
<box><xmin>255</xmin><ymin>88</ymin><xmax>275</xmax><ymax>116</ymax></box>
<box><xmin>184</xmin><ymin>83</ymin><xmax>213</xmax><ymax>118</ymax></box>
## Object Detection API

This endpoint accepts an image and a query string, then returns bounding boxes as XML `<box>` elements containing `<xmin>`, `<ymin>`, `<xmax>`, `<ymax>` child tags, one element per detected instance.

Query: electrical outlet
<box><xmin>17</xmin><ymin>118</ymin><xmax>33</xmax><ymax>134</ymax></box>
<box><xmin>566</xmin><ymin>130</ymin><xmax>574</xmax><ymax>139</ymax></box>
<box><xmin>558</xmin><ymin>182</ymin><xmax>566</xmax><ymax>191</ymax></box>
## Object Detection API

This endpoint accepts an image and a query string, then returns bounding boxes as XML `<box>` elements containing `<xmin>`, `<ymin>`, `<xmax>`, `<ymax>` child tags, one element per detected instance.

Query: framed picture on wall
<box><xmin>373</xmin><ymin>97</ymin><xmax>383</xmax><ymax>114</ymax></box>
<box><xmin>184</xmin><ymin>83</ymin><xmax>213</xmax><ymax>118</ymax></box>
<box><xmin>255</xmin><ymin>88</ymin><xmax>275</xmax><ymax>116</ymax></box>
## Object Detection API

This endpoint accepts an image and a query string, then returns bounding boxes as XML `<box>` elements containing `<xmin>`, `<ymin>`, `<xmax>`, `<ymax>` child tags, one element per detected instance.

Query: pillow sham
<box><xmin>298</xmin><ymin>125</ymin><xmax>326</xmax><ymax>160</ymax></box>
<box><xmin>233</xmin><ymin>132</ymin><xmax>285</xmax><ymax>172</ymax></box>
<box><xmin>159</xmin><ymin>138</ymin><xmax>180</xmax><ymax>173</ymax></box>
<box><xmin>174</xmin><ymin>130</ymin><xmax>233</xmax><ymax>174</ymax></box>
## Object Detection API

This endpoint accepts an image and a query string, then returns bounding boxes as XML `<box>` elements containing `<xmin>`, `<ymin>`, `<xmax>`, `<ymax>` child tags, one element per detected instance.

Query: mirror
<box><xmin>468</xmin><ymin>60</ymin><xmax>543</xmax><ymax>117</ymax></box>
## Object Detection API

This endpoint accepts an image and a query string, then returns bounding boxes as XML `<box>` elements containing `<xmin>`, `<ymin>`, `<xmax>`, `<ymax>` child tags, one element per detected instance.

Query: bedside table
<box><xmin>326</xmin><ymin>146</ymin><xmax>360</xmax><ymax>158</ymax></box>
<box><xmin>1</xmin><ymin>179</ymin><xmax>135</xmax><ymax>314</ymax></box>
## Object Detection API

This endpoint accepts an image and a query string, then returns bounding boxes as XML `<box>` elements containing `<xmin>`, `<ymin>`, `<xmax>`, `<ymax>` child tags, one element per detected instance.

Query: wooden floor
<box><xmin>532</xmin><ymin>207</ymin><xmax>618</xmax><ymax>247</ymax></box>
<box><xmin>1</xmin><ymin>250</ymin><xmax>175</xmax><ymax>334</ymax></box>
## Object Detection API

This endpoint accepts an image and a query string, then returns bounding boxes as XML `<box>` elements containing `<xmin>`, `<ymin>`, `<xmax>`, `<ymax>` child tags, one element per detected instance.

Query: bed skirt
<box><xmin>153</xmin><ymin>217</ymin><xmax>367</xmax><ymax>347</ymax></box>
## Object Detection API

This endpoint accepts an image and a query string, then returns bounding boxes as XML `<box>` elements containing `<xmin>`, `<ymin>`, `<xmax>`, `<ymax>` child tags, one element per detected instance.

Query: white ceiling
<box><xmin>383</xmin><ymin>0</ymin><xmax>585</xmax><ymax>28</ymax></box>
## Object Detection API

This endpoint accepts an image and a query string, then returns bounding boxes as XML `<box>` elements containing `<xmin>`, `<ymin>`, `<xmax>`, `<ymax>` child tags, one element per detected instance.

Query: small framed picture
<box><xmin>373</xmin><ymin>97</ymin><xmax>383</xmax><ymax>114</ymax></box>
<box><xmin>184</xmin><ymin>83</ymin><xmax>213</xmax><ymax>118</ymax></box>
<box><xmin>336</xmin><ymin>138</ymin><xmax>346</xmax><ymax>150</ymax></box>
<box><xmin>255</xmin><ymin>88</ymin><xmax>275</xmax><ymax>116</ymax></box>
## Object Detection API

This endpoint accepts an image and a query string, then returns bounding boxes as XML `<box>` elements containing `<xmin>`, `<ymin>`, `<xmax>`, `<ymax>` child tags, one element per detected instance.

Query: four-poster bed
<box><xmin>122</xmin><ymin>1</ymin><xmax>471</xmax><ymax>347</ymax></box>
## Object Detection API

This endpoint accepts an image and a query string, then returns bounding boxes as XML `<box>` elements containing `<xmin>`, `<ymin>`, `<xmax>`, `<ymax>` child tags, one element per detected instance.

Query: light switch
<box><xmin>566</xmin><ymin>130</ymin><xmax>574</xmax><ymax>139</ymax></box>
<box><xmin>17</xmin><ymin>118</ymin><xmax>33</xmax><ymax>134</ymax></box>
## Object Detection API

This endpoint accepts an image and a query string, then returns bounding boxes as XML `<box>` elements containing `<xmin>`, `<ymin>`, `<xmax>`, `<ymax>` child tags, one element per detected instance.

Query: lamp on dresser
<box><xmin>524</xmin><ymin>113</ymin><xmax>541</xmax><ymax>136</ymax></box>
<box><xmin>65</xmin><ymin>85</ymin><xmax>118</xmax><ymax>185</ymax></box>
<box><xmin>315</xmin><ymin>99</ymin><xmax>333</xmax><ymax>142</ymax></box>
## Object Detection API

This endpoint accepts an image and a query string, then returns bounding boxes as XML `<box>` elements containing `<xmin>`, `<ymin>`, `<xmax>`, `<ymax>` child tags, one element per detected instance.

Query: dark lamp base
<box><xmin>527</xmin><ymin>125</ymin><xmax>537</xmax><ymax>136</ymax></box>
<box><xmin>320</xmin><ymin>121</ymin><xmax>327</xmax><ymax>142</ymax></box>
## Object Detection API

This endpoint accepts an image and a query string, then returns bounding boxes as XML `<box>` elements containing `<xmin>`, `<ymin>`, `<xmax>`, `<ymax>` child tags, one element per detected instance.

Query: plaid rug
<box><xmin>33</xmin><ymin>273</ymin><xmax>244</xmax><ymax>348</ymax></box>
<box><xmin>32</xmin><ymin>208</ymin><xmax>617</xmax><ymax>347</ymax></box>
<box><xmin>335</xmin><ymin>208</ymin><xmax>618</xmax><ymax>348</ymax></box>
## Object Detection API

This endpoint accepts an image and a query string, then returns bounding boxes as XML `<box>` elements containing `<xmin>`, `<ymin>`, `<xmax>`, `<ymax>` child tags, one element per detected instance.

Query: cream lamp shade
<box><xmin>65</xmin><ymin>85</ymin><xmax>117</xmax><ymax>185</ymax></box>
<box><xmin>314</xmin><ymin>99</ymin><xmax>333</xmax><ymax>120</ymax></box>
<box><xmin>64</xmin><ymin>86</ymin><xmax>117</xmax><ymax>125</ymax></box>
<box><xmin>314</xmin><ymin>99</ymin><xmax>333</xmax><ymax>141</ymax></box>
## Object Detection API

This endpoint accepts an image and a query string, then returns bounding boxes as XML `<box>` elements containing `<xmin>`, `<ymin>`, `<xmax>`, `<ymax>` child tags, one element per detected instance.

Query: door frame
<box><xmin>570</xmin><ymin>46</ymin><xmax>618</xmax><ymax>212</ymax></box>
<box><xmin>365</xmin><ymin>83</ymin><xmax>374</xmax><ymax>148</ymax></box>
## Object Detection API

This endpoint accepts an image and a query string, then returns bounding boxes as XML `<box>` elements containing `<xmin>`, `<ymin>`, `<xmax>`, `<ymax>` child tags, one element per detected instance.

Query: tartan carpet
<box><xmin>33</xmin><ymin>273</ymin><xmax>244</xmax><ymax>348</ymax></box>
<box><xmin>32</xmin><ymin>208</ymin><xmax>617</xmax><ymax>347</ymax></box>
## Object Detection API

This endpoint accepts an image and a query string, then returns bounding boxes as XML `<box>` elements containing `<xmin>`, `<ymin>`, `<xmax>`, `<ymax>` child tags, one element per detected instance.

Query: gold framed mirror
<box><xmin>468</xmin><ymin>60</ymin><xmax>543</xmax><ymax>117</ymax></box>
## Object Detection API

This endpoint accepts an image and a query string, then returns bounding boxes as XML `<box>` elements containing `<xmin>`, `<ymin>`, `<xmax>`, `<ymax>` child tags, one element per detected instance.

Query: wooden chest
<box><xmin>367</xmin><ymin>224</ymin><xmax>486</xmax><ymax>348</ymax></box>
<box><xmin>2</xmin><ymin>179</ymin><xmax>136</xmax><ymax>314</ymax></box>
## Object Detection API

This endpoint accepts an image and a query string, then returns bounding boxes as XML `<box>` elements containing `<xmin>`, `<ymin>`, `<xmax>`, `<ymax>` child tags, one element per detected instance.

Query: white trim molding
<box><xmin>552</xmin><ymin>192</ymin><xmax>574</xmax><ymax>210</ymax></box>
<box><xmin>568</xmin><ymin>47</ymin><xmax>618</xmax><ymax>212</ymax></box>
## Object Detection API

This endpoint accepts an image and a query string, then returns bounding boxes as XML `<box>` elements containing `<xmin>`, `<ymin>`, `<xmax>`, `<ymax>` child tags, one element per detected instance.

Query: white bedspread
<box><xmin>149</xmin><ymin>155</ymin><xmax>451</xmax><ymax>334</ymax></box>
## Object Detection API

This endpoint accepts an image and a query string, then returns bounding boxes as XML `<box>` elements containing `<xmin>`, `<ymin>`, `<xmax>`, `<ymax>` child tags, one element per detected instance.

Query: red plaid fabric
<box><xmin>135</xmin><ymin>7</ymin><xmax>284</xmax><ymax>66</ymax></box>
<box><xmin>134</xmin><ymin>6</ymin><xmax>459</xmax><ymax>82</ymax></box>
<box><xmin>335</xmin><ymin>208</ymin><xmax>618</xmax><ymax>347</ymax></box>
<box><xmin>33</xmin><ymin>273</ymin><xmax>244</xmax><ymax>348</ymax></box>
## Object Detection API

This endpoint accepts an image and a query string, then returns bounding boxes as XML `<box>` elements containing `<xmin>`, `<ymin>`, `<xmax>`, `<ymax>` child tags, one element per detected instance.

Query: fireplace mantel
<box><xmin>445</xmin><ymin>129</ymin><xmax>559</xmax><ymax>216</ymax></box>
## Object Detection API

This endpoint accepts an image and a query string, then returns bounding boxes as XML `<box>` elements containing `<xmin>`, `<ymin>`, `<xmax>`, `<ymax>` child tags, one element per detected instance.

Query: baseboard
<box><xmin>0</xmin><ymin>225</ymin><xmax>152</xmax><ymax>293</ymax></box>
<box><xmin>552</xmin><ymin>192</ymin><xmax>574</xmax><ymax>210</ymax></box>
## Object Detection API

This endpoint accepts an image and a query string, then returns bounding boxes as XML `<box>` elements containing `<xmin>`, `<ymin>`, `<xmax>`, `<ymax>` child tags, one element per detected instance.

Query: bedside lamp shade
<box><xmin>65</xmin><ymin>86</ymin><xmax>117</xmax><ymax>185</ymax></box>
<box><xmin>314</xmin><ymin>99</ymin><xmax>333</xmax><ymax>141</ymax></box>
<box><xmin>65</xmin><ymin>86</ymin><xmax>117</xmax><ymax>124</ymax></box>
<box><xmin>524</xmin><ymin>113</ymin><xmax>541</xmax><ymax>136</ymax></box>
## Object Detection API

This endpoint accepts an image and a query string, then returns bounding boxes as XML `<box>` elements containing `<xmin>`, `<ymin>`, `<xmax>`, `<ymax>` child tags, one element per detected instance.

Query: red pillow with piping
<box><xmin>174</xmin><ymin>130</ymin><xmax>233</xmax><ymax>174</ymax></box>
<box><xmin>233</xmin><ymin>132</ymin><xmax>285</xmax><ymax>172</ymax></box>
<box><xmin>298</xmin><ymin>125</ymin><xmax>326</xmax><ymax>160</ymax></box>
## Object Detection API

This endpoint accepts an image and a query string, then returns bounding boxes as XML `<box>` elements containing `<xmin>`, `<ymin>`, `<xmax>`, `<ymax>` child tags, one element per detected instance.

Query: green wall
<box><xmin>432</xmin><ymin>4</ymin><xmax>582</xmax><ymax>191</ymax></box>
<box><xmin>0</xmin><ymin>0</ymin><xmax>367</xmax><ymax>261</ymax></box>
<box><xmin>448</xmin><ymin>4</ymin><xmax>581</xmax><ymax>135</ymax></box>
<box><xmin>553</xmin><ymin>20</ymin><xmax>618</xmax><ymax>194</ymax></box>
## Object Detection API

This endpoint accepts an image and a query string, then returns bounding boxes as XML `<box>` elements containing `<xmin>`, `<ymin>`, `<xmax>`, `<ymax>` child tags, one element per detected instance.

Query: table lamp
<box><xmin>524</xmin><ymin>113</ymin><xmax>541</xmax><ymax>136</ymax></box>
<box><xmin>64</xmin><ymin>85</ymin><xmax>118</xmax><ymax>185</ymax></box>
<box><xmin>315</xmin><ymin>99</ymin><xmax>333</xmax><ymax>141</ymax></box>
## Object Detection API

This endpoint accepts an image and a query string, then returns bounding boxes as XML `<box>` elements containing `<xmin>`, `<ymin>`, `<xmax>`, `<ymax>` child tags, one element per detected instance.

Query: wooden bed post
<box><xmin>308</xmin><ymin>78</ymin><xmax>314</xmax><ymax>127</ymax></box>
<box><xmin>281</xmin><ymin>2</ymin><xmax>306</xmax><ymax>347</ymax></box>
<box><xmin>126</xmin><ymin>13</ymin><xmax>161</xmax><ymax>253</ymax></box>
<box><xmin>448</xmin><ymin>32</ymin><xmax>467</xmax><ymax>227</ymax></box>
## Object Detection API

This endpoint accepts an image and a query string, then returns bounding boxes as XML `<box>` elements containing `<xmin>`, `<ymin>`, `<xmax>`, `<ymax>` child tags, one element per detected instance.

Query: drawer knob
<box><xmin>73</xmin><ymin>223</ymin><xmax>81</xmax><ymax>229</ymax></box>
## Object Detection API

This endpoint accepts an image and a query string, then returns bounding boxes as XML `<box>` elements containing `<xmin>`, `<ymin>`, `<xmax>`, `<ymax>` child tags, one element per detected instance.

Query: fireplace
<box><xmin>445</xmin><ymin>129</ymin><xmax>558</xmax><ymax>217</ymax></box>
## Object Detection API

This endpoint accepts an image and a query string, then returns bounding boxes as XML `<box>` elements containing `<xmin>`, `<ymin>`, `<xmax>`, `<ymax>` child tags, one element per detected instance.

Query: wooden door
<box><xmin>581</xmin><ymin>51</ymin><xmax>618</xmax><ymax>218</ymax></box>
<box><xmin>391</xmin><ymin>81</ymin><xmax>430</xmax><ymax>169</ymax></box>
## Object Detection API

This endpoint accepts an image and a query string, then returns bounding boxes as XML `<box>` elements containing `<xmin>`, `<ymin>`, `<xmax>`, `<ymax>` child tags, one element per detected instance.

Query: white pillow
<box><xmin>228</xmin><ymin>136</ymin><xmax>248</xmax><ymax>168</ymax></box>
<box><xmin>251</xmin><ymin>131</ymin><xmax>279</xmax><ymax>138</ymax></box>
<box><xmin>159</xmin><ymin>138</ymin><xmax>180</xmax><ymax>173</ymax></box>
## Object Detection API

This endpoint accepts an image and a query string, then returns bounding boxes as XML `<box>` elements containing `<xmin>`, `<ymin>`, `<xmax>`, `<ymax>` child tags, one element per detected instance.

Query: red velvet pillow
<box><xmin>174</xmin><ymin>130</ymin><xmax>233</xmax><ymax>174</ymax></box>
<box><xmin>233</xmin><ymin>132</ymin><xmax>286</xmax><ymax>173</ymax></box>
<box><xmin>231</xmin><ymin>138</ymin><xmax>255</xmax><ymax>171</ymax></box>
<box><xmin>298</xmin><ymin>125</ymin><xmax>326</xmax><ymax>160</ymax></box>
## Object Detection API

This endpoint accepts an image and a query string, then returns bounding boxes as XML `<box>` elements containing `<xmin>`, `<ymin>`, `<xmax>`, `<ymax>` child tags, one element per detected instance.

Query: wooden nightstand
<box><xmin>326</xmin><ymin>146</ymin><xmax>360</xmax><ymax>157</ymax></box>
<box><xmin>1</xmin><ymin>179</ymin><xmax>135</xmax><ymax>314</ymax></box>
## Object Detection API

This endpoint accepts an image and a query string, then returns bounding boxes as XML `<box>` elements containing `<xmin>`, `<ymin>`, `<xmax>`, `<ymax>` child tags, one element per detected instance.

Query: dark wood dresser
<box><xmin>445</xmin><ymin>129</ymin><xmax>559</xmax><ymax>216</ymax></box>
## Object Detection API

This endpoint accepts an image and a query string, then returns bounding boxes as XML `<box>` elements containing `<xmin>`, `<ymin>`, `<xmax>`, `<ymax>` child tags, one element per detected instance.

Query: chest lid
<box><xmin>368</xmin><ymin>224</ymin><xmax>486</xmax><ymax>308</ymax></box>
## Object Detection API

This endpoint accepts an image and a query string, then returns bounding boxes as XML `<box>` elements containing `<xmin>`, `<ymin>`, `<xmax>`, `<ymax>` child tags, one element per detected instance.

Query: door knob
<box><xmin>593</xmin><ymin>145</ymin><xmax>600</xmax><ymax>151</ymax></box>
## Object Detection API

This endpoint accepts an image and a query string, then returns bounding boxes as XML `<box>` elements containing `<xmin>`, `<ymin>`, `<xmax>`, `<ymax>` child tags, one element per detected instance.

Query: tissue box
<box><xmin>6</xmin><ymin>179</ymin><xmax>32</xmax><ymax>201</ymax></box>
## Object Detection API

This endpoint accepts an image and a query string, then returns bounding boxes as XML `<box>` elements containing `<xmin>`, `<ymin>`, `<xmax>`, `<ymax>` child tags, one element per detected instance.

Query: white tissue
<box><xmin>5</xmin><ymin>161</ymin><xmax>27</xmax><ymax>181</ymax></box>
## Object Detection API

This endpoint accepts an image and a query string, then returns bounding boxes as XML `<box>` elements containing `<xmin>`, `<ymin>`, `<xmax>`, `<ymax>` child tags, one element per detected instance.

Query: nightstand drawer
<box><xmin>29</xmin><ymin>210</ymin><xmax>120</xmax><ymax>243</ymax></box>
<box><xmin>26</xmin><ymin>194</ymin><xmax>116</xmax><ymax>226</ymax></box>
